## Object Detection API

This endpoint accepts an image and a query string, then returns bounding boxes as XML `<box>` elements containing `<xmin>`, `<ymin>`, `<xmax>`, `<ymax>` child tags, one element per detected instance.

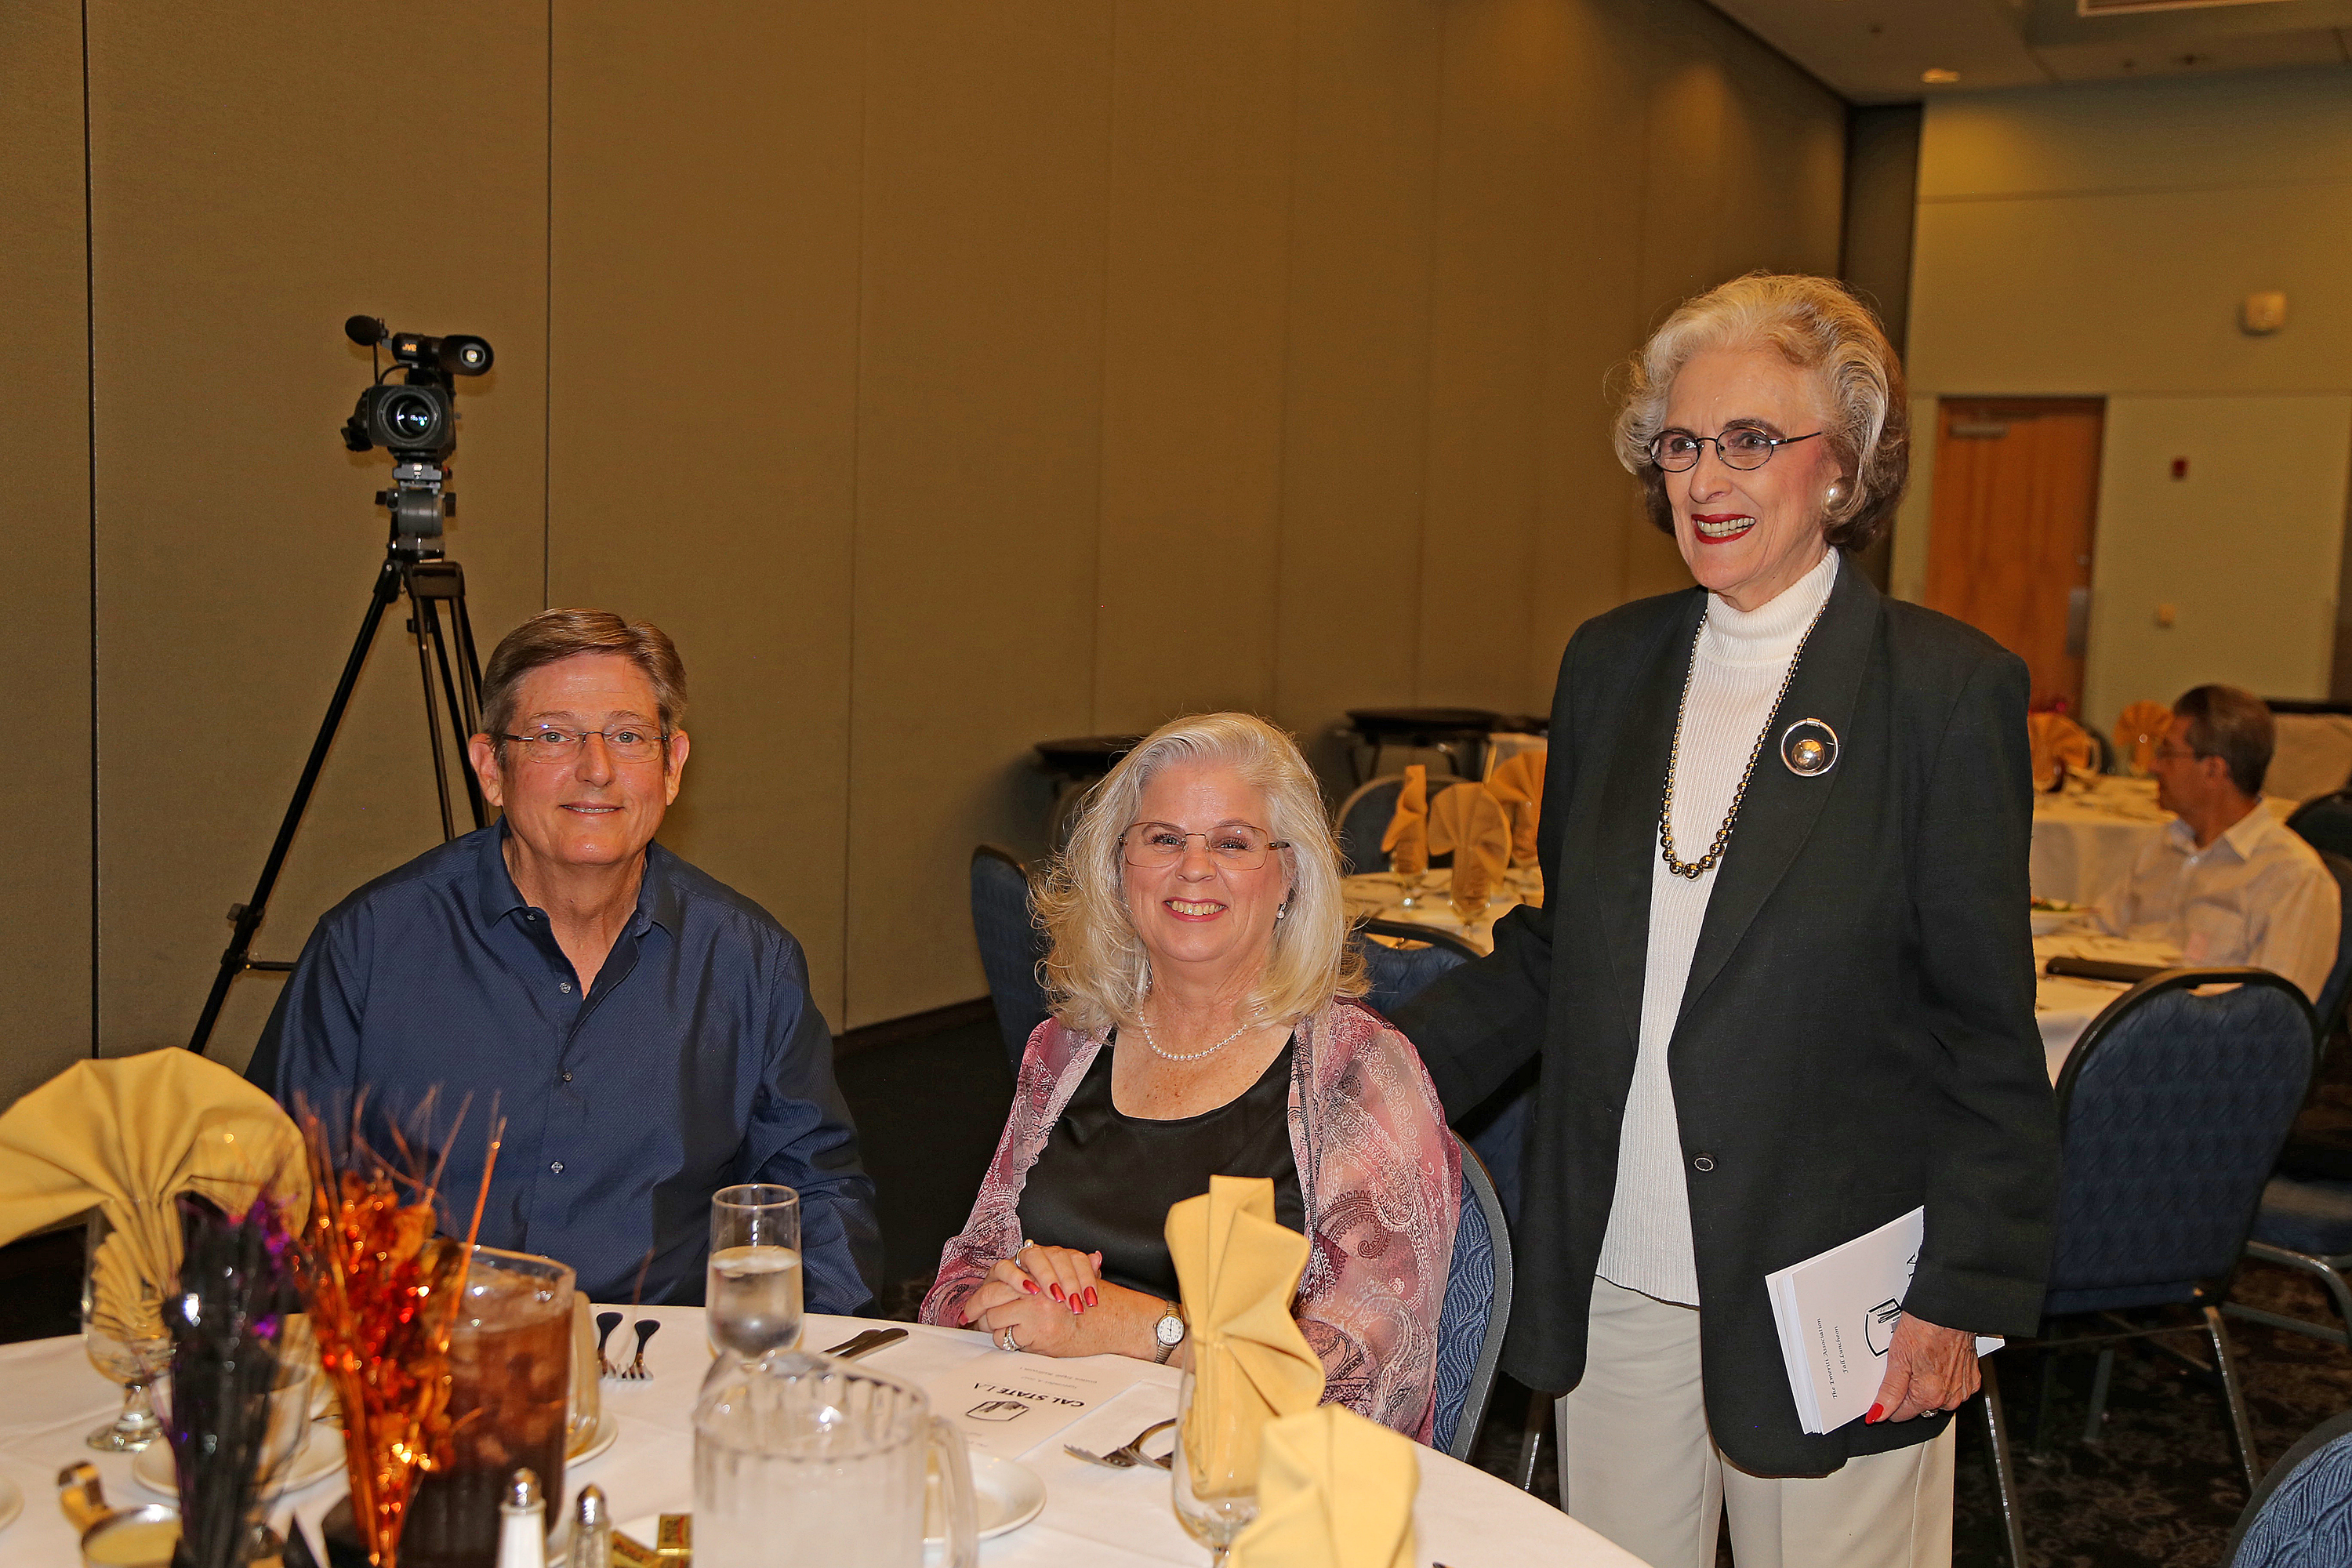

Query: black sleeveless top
<box><xmin>1016</xmin><ymin>1035</ymin><xmax>1304</xmax><ymax>1300</ymax></box>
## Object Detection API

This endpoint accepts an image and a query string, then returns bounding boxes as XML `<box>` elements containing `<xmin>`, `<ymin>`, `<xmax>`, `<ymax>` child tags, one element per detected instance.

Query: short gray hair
<box><xmin>1033</xmin><ymin>713</ymin><xmax>1367</xmax><ymax>1039</ymax></box>
<box><xmin>1613</xmin><ymin>272</ymin><xmax>1908</xmax><ymax>552</ymax></box>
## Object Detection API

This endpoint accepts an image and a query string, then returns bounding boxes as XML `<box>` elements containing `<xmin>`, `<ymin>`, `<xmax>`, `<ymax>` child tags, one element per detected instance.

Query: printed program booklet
<box><xmin>1766</xmin><ymin>1206</ymin><xmax>2002</xmax><ymax>1434</ymax></box>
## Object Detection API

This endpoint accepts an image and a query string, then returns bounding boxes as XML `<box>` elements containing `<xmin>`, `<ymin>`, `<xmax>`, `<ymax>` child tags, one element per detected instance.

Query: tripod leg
<box><xmin>408</xmin><ymin>594</ymin><xmax>459</xmax><ymax>842</ymax></box>
<box><xmin>420</xmin><ymin>597</ymin><xmax>486</xmax><ymax>830</ymax></box>
<box><xmin>188</xmin><ymin>560</ymin><xmax>402</xmax><ymax>1055</ymax></box>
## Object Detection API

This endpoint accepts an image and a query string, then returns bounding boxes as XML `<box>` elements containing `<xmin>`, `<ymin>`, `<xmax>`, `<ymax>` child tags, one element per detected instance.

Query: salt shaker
<box><xmin>571</xmin><ymin>1484</ymin><xmax>612</xmax><ymax>1568</ymax></box>
<box><xmin>495</xmin><ymin>1468</ymin><xmax>546</xmax><ymax>1568</ymax></box>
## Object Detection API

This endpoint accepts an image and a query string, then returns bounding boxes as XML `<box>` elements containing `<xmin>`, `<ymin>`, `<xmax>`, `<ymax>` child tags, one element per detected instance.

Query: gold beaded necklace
<box><xmin>1657</xmin><ymin>598</ymin><xmax>1829</xmax><ymax>880</ymax></box>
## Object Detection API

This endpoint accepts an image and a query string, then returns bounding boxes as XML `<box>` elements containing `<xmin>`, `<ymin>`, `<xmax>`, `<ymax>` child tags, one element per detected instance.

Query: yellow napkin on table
<box><xmin>1427</xmin><ymin>782</ymin><xmax>1511</xmax><ymax>916</ymax></box>
<box><xmin>2114</xmin><ymin>700</ymin><xmax>2172</xmax><ymax>778</ymax></box>
<box><xmin>1486</xmin><ymin>750</ymin><xmax>1545</xmax><ymax>868</ymax></box>
<box><xmin>1378</xmin><ymin>765</ymin><xmax>1429</xmax><ymax>880</ymax></box>
<box><xmin>1230</xmin><ymin>1404</ymin><xmax>1417</xmax><ymax>1568</ymax></box>
<box><xmin>2027</xmin><ymin>711</ymin><xmax>2096</xmax><ymax>791</ymax></box>
<box><xmin>1167</xmin><ymin>1174</ymin><xmax>1325</xmax><ymax>1497</ymax></box>
<box><xmin>0</xmin><ymin>1049</ymin><xmax>307</xmax><ymax>1343</ymax></box>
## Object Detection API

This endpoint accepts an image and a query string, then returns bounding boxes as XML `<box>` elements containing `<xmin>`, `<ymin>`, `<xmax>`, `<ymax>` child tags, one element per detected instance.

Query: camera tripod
<box><xmin>187</xmin><ymin>513</ymin><xmax>488</xmax><ymax>1057</ymax></box>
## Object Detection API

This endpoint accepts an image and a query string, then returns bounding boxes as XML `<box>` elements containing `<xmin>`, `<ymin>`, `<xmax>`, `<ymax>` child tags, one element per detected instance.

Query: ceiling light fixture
<box><xmin>1922</xmin><ymin>67</ymin><xmax>1962</xmax><ymax>84</ymax></box>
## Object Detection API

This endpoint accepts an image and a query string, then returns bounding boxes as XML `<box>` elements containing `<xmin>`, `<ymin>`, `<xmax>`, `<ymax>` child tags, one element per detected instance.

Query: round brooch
<box><xmin>1780</xmin><ymin>717</ymin><xmax>1839</xmax><ymax>778</ymax></box>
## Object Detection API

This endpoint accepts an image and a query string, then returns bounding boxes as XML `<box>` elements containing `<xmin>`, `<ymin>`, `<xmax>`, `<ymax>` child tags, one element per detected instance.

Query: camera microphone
<box><xmin>346</xmin><ymin>315</ymin><xmax>388</xmax><ymax>347</ymax></box>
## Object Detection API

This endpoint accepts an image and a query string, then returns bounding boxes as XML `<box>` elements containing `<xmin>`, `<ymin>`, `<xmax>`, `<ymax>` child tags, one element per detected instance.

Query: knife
<box><xmin>822</xmin><ymin>1326</ymin><xmax>909</xmax><ymax>1360</ymax></box>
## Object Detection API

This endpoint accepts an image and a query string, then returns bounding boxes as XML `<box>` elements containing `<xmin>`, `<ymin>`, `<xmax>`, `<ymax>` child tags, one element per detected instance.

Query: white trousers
<box><xmin>1555</xmin><ymin>1276</ymin><xmax>1955</xmax><ymax>1568</ymax></box>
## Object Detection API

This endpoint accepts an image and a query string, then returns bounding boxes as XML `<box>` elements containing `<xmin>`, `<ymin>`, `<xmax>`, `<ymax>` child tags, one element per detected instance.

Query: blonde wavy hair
<box><xmin>1036</xmin><ymin>713</ymin><xmax>1367</xmax><ymax>1039</ymax></box>
<box><xmin>1612</xmin><ymin>271</ymin><xmax>1908</xmax><ymax>553</ymax></box>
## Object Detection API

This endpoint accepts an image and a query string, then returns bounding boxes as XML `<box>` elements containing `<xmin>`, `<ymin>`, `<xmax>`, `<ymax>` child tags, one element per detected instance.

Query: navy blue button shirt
<box><xmin>252</xmin><ymin>823</ymin><xmax>880</xmax><ymax>1310</ymax></box>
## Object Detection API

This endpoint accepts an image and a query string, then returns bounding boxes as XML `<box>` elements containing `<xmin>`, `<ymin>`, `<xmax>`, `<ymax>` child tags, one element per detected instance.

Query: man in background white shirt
<box><xmin>2097</xmin><ymin>684</ymin><xmax>2342</xmax><ymax>1003</ymax></box>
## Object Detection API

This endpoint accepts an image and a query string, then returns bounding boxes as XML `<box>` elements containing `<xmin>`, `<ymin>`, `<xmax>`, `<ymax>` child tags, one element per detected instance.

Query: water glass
<box><xmin>709</xmin><ymin>1184</ymin><xmax>803</xmax><ymax>1361</ymax></box>
<box><xmin>82</xmin><ymin>1207</ymin><xmax>172</xmax><ymax>1452</ymax></box>
<box><xmin>1171</xmin><ymin>1367</ymin><xmax>1261</xmax><ymax>1566</ymax></box>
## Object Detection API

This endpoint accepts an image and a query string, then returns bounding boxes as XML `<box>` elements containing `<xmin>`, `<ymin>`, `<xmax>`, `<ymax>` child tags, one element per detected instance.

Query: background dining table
<box><xmin>2030</xmin><ymin>772</ymin><xmax>2295</xmax><ymax>907</ymax></box>
<box><xmin>0</xmin><ymin>1305</ymin><xmax>1644</xmax><ymax>1568</ymax></box>
<box><xmin>1343</xmin><ymin>866</ymin><xmax>1544</xmax><ymax>955</ymax></box>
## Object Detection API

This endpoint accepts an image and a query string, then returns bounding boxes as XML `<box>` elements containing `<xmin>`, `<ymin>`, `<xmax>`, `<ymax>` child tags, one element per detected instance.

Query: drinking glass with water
<box><xmin>708</xmin><ymin>1185</ymin><xmax>803</xmax><ymax>1361</ymax></box>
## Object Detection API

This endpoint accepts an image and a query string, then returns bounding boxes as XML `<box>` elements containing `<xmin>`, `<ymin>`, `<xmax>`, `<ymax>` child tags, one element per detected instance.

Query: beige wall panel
<box><xmin>1271</xmin><ymin>0</ymin><xmax>1442</xmax><ymax>779</ymax></box>
<box><xmin>1417</xmin><ymin>0</ymin><xmax>1567</xmax><ymax>717</ymax></box>
<box><xmin>2082</xmin><ymin>395</ymin><xmax>2352</xmax><ymax>728</ymax></box>
<box><xmin>86</xmin><ymin>5</ymin><xmax>549</xmax><ymax>1069</ymax></box>
<box><xmin>1909</xmin><ymin>184</ymin><xmax>2352</xmax><ymax>398</ymax></box>
<box><xmin>1091</xmin><ymin>0</ymin><xmax>1296</xmax><ymax>734</ymax></box>
<box><xmin>0</xmin><ymin>1</ymin><xmax>95</xmax><ymax>1105</ymax></box>
<box><xmin>1528</xmin><ymin>0</ymin><xmax>1648</xmax><ymax>698</ymax></box>
<box><xmin>548</xmin><ymin>2</ymin><xmax>862</xmax><ymax>1026</ymax></box>
<box><xmin>1919</xmin><ymin>68</ymin><xmax>2352</xmax><ymax>202</ymax></box>
<box><xmin>847</xmin><ymin>0</ymin><xmax>1114</xmax><ymax>1027</ymax></box>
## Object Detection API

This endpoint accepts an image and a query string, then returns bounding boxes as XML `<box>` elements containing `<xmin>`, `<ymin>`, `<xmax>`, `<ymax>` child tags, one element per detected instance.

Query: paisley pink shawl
<box><xmin>920</xmin><ymin>996</ymin><xmax>1461</xmax><ymax>1442</ymax></box>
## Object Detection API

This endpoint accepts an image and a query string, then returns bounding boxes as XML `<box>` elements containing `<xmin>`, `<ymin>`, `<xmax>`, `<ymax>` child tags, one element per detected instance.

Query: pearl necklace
<box><xmin>1138</xmin><ymin>1011</ymin><xmax>1258</xmax><ymax>1062</ymax></box>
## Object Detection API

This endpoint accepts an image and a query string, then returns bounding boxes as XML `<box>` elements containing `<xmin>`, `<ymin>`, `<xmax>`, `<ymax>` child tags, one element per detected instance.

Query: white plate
<box><xmin>568</xmin><ymin>1410</ymin><xmax>619</xmax><ymax>1465</ymax></box>
<box><xmin>927</xmin><ymin>1454</ymin><xmax>1045</xmax><ymax>1544</ymax></box>
<box><xmin>134</xmin><ymin>1425</ymin><xmax>349</xmax><ymax>1498</ymax></box>
<box><xmin>0</xmin><ymin>1473</ymin><xmax>21</xmax><ymax>1534</ymax></box>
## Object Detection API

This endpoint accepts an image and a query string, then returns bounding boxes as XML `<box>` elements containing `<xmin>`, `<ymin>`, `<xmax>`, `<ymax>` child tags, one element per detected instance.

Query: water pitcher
<box><xmin>694</xmin><ymin>1347</ymin><xmax>976</xmax><ymax>1568</ymax></box>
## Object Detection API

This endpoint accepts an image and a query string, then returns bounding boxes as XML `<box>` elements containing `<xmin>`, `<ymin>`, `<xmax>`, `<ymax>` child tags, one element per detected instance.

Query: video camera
<box><xmin>339</xmin><ymin>315</ymin><xmax>493</xmax><ymax>466</ymax></box>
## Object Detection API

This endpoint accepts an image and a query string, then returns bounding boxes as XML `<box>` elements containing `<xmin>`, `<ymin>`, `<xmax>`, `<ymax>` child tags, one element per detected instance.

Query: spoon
<box><xmin>594</xmin><ymin>1311</ymin><xmax>623</xmax><ymax>1378</ymax></box>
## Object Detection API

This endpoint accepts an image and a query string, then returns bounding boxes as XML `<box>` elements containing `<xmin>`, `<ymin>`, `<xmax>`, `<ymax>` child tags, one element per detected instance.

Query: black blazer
<box><xmin>1392</xmin><ymin>559</ymin><xmax>2060</xmax><ymax>1475</ymax></box>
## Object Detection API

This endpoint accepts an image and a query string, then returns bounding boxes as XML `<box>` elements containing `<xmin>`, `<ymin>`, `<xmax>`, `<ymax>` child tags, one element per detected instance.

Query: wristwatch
<box><xmin>1153</xmin><ymin>1301</ymin><xmax>1187</xmax><ymax>1363</ymax></box>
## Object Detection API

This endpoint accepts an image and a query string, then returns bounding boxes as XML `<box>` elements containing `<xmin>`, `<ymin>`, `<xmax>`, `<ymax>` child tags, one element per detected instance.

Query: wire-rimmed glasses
<box><xmin>1646</xmin><ymin>427</ymin><xmax>1823</xmax><ymax>472</ymax></box>
<box><xmin>1120</xmin><ymin>823</ymin><xmax>1293</xmax><ymax>873</ymax></box>
<box><xmin>497</xmin><ymin>727</ymin><xmax>670</xmax><ymax>764</ymax></box>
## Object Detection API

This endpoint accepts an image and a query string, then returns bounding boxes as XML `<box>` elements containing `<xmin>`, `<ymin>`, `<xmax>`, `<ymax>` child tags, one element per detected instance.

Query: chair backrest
<box><xmin>1333</xmin><ymin>774</ymin><xmax>1459</xmax><ymax>876</ymax></box>
<box><xmin>2045</xmin><ymin>967</ymin><xmax>2315</xmax><ymax>1316</ymax></box>
<box><xmin>1432</xmin><ymin>1134</ymin><xmax>1512</xmax><ymax>1460</ymax></box>
<box><xmin>2316</xmin><ymin>852</ymin><xmax>2352</xmax><ymax>1048</ymax></box>
<box><xmin>1354</xmin><ymin>920</ymin><xmax>1479</xmax><ymax>1017</ymax></box>
<box><xmin>2267</xmin><ymin>710</ymin><xmax>2352</xmax><ymax>805</ymax></box>
<box><xmin>2292</xmin><ymin>790</ymin><xmax>2352</xmax><ymax>865</ymax></box>
<box><xmin>2228</xmin><ymin>1407</ymin><xmax>2352</xmax><ymax>1568</ymax></box>
<box><xmin>969</xmin><ymin>846</ymin><xmax>1051</xmax><ymax>1069</ymax></box>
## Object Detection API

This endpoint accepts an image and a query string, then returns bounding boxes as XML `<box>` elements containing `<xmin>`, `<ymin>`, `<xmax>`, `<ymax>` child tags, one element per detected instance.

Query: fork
<box><xmin>1064</xmin><ymin>1417</ymin><xmax>1177</xmax><ymax>1469</ymax></box>
<box><xmin>619</xmin><ymin>1318</ymin><xmax>661</xmax><ymax>1380</ymax></box>
<box><xmin>595</xmin><ymin>1311</ymin><xmax>624</xmax><ymax>1378</ymax></box>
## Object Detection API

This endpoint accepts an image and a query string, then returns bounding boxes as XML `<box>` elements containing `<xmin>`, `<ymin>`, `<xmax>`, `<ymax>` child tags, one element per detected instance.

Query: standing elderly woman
<box><xmin>1393</xmin><ymin>274</ymin><xmax>2059</xmax><ymax>1567</ymax></box>
<box><xmin>920</xmin><ymin>713</ymin><xmax>1459</xmax><ymax>1439</ymax></box>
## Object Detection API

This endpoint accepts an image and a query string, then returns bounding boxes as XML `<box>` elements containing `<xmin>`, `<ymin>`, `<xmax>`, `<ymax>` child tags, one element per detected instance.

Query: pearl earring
<box><xmin>1824</xmin><ymin>479</ymin><xmax>1848</xmax><ymax>510</ymax></box>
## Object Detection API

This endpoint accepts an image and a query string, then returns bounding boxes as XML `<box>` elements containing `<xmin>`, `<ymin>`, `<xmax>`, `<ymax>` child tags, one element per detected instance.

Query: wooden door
<box><xmin>1923</xmin><ymin>398</ymin><xmax>2105</xmax><ymax>712</ymax></box>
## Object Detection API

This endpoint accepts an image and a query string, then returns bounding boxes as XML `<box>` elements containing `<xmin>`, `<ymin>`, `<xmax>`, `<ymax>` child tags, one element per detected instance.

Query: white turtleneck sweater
<box><xmin>1595</xmin><ymin>548</ymin><xmax>1840</xmax><ymax>1305</ymax></box>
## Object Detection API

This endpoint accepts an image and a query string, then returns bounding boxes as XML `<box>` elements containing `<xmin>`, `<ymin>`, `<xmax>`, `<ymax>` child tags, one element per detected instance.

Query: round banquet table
<box><xmin>0</xmin><ymin>1306</ymin><xmax>1646</xmax><ymax>1568</ymax></box>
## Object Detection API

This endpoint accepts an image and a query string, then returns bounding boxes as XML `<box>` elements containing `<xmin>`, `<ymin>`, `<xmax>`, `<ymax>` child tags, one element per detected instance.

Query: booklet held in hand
<box><xmin>1766</xmin><ymin>1207</ymin><xmax>2002</xmax><ymax>1433</ymax></box>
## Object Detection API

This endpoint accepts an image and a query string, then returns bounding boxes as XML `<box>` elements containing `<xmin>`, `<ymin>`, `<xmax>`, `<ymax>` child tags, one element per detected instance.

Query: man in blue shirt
<box><xmin>250</xmin><ymin>609</ymin><xmax>880</xmax><ymax>1310</ymax></box>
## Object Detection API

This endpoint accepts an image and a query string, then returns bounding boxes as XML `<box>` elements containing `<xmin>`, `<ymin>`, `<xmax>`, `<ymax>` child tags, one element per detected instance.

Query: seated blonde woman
<box><xmin>920</xmin><ymin>713</ymin><xmax>1460</xmax><ymax>1439</ymax></box>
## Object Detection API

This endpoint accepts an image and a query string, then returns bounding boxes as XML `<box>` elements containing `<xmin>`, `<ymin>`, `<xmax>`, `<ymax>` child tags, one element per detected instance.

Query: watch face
<box><xmin>1156</xmin><ymin>1312</ymin><xmax>1185</xmax><ymax>1345</ymax></box>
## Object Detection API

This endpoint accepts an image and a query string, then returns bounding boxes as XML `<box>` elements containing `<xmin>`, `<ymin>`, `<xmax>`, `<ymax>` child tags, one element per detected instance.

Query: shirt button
<box><xmin>1691</xmin><ymin>1153</ymin><xmax>1716</xmax><ymax>1173</ymax></box>
<box><xmin>561</xmin><ymin>1070</ymin><xmax>573</xmax><ymax>1083</ymax></box>
<box><xmin>559</xmin><ymin>981</ymin><xmax>574</xmax><ymax>993</ymax></box>
<box><xmin>550</xmin><ymin>1160</ymin><xmax>564</xmax><ymax>1174</ymax></box>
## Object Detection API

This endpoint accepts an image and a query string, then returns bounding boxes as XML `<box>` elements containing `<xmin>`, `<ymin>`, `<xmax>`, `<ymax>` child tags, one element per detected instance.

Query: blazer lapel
<box><xmin>1596</xmin><ymin>590</ymin><xmax>1708</xmax><ymax>1051</ymax></box>
<box><xmin>1675</xmin><ymin>559</ymin><xmax>1883</xmax><ymax>1027</ymax></box>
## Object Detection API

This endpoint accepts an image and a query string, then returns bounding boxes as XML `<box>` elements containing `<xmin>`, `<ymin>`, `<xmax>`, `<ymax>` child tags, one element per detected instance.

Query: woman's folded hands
<box><xmin>960</xmin><ymin>1240</ymin><xmax>1166</xmax><ymax>1359</ymax></box>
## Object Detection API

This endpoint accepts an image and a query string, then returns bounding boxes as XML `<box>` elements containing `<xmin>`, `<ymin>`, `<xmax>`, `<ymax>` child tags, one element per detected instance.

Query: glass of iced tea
<box><xmin>709</xmin><ymin>1185</ymin><xmax>803</xmax><ymax>1363</ymax></box>
<box><xmin>399</xmin><ymin>1247</ymin><xmax>575</xmax><ymax>1568</ymax></box>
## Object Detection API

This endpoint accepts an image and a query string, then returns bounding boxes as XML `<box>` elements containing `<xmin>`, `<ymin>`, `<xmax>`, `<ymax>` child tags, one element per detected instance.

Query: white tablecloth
<box><xmin>2031</xmin><ymin>927</ymin><xmax>2183</xmax><ymax>1081</ymax></box>
<box><xmin>1343</xmin><ymin>867</ymin><xmax>1544</xmax><ymax>956</ymax></box>
<box><xmin>2030</xmin><ymin>775</ymin><xmax>2294</xmax><ymax>906</ymax></box>
<box><xmin>0</xmin><ymin>1307</ymin><xmax>1642</xmax><ymax>1568</ymax></box>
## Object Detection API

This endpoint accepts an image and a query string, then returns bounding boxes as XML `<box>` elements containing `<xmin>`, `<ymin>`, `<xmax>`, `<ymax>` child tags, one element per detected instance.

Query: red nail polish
<box><xmin>1084</xmin><ymin>1287</ymin><xmax>1098</xmax><ymax>1308</ymax></box>
<box><xmin>1865</xmin><ymin>1404</ymin><xmax>1884</xmax><ymax>1425</ymax></box>
<box><xmin>1022</xmin><ymin>1279</ymin><xmax>1038</xmax><ymax>1294</ymax></box>
<box><xmin>1050</xmin><ymin>1283</ymin><xmax>1064</xmax><ymax>1302</ymax></box>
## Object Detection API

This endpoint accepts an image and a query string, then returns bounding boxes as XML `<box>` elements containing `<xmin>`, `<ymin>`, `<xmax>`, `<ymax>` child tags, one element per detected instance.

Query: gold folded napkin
<box><xmin>1230</xmin><ymin>1403</ymin><xmax>1417</xmax><ymax>1568</ymax></box>
<box><xmin>1379</xmin><ymin>766</ymin><xmax>1429</xmax><ymax>880</ymax></box>
<box><xmin>1427</xmin><ymin>782</ymin><xmax>1511</xmax><ymax>919</ymax></box>
<box><xmin>1485</xmin><ymin>751</ymin><xmax>1545</xmax><ymax>867</ymax></box>
<box><xmin>1167</xmin><ymin>1174</ymin><xmax>1325</xmax><ymax>1497</ymax></box>
<box><xmin>2027</xmin><ymin>711</ymin><xmax>2096</xmax><ymax>791</ymax></box>
<box><xmin>0</xmin><ymin>1048</ymin><xmax>307</xmax><ymax>1343</ymax></box>
<box><xmin>2114</xmin><ymin>700</ymin><xmax>2172</xmax><ymax>778</ymax></box>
